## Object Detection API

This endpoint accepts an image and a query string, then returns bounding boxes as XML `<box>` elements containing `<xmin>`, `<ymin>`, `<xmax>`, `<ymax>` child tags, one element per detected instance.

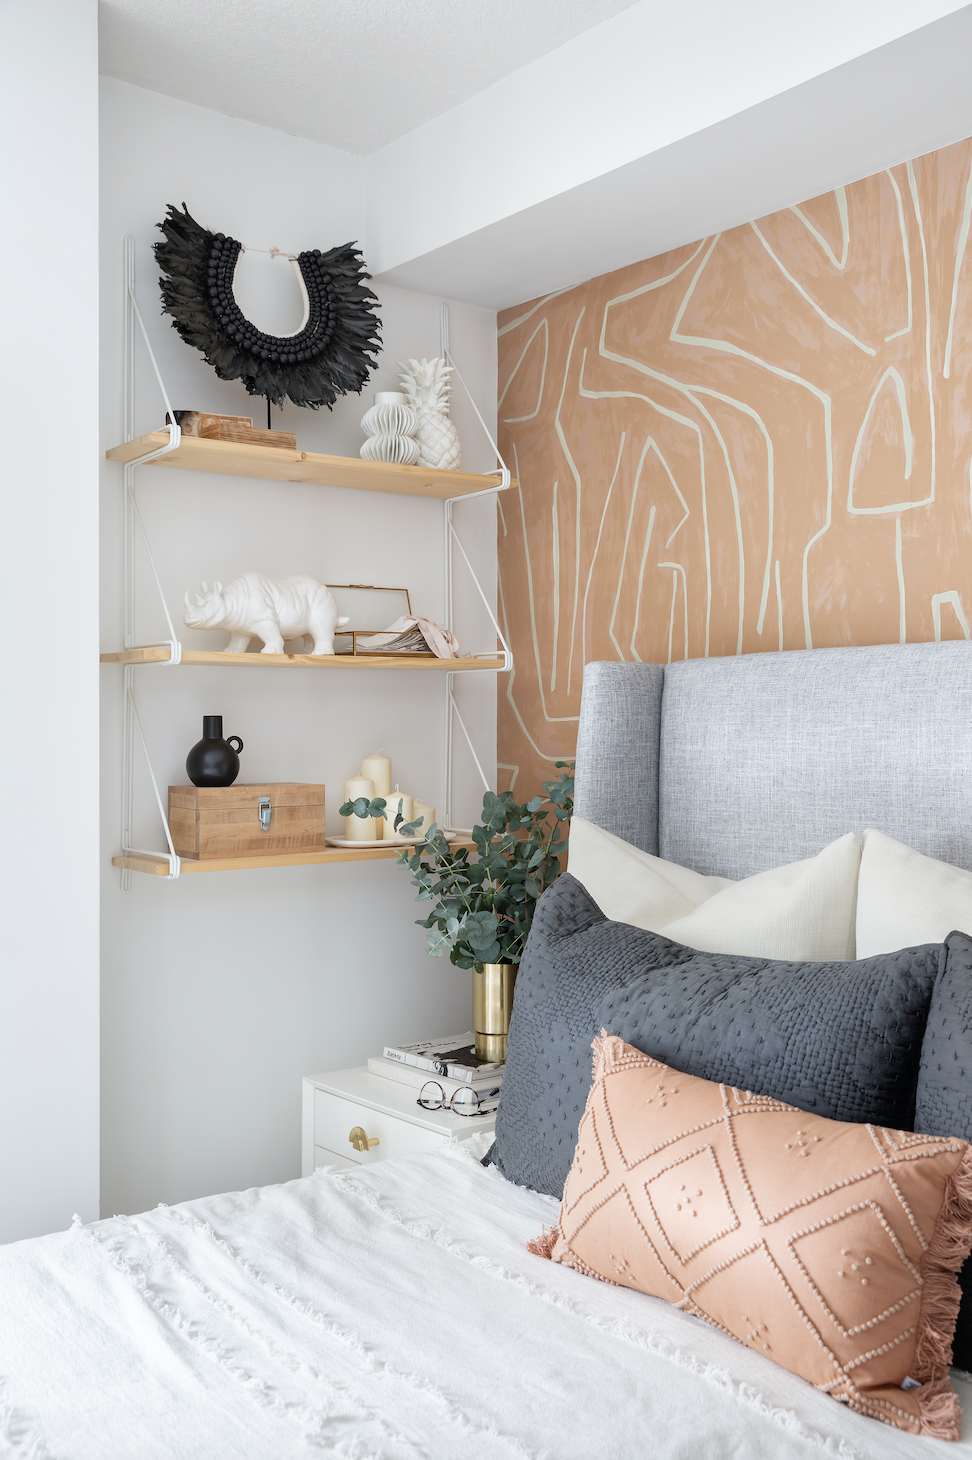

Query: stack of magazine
<box><xmin>356</xmin><ymin>623</ymin><xmax>432</xmax><ymax>654</ymax></box>
<box><xmin>369</xmin><ymin>1033</ymin><xmax>503</xmax><ymax>1115</ymax></box>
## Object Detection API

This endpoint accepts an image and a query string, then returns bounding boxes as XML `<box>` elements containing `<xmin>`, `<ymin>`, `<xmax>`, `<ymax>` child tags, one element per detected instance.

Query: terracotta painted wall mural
<box><xmin>497</xmin><ymin>137</ymin><xmax>972</xmax><ymax>800</ymax></box>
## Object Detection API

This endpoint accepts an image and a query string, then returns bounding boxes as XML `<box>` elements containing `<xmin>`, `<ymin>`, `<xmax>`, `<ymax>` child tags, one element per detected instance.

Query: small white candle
<box><xmin>381</xmin><ymin>788</ymin><xmax>414</xmax><ymax>840</ymax></box>
<box><xmin>343</xmin><ymin>777</ymin><xmax>376</xmax><ymax>841</ymax></box>
<box><xmin>360</xmin><ymin>753</ymin><xmax>392</xmax><ymax>796</ymax></box>
<box><xmin>412</xmin><ymin>801</ymin><xmax>436</xmax><ymax>838</ymax></box>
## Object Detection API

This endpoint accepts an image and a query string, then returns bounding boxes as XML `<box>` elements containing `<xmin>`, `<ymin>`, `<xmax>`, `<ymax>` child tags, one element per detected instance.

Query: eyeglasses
<box><xmin>417</xmin><ymin>1081</ymin><xmax>500</xmax><ymax>1117</ymax></box>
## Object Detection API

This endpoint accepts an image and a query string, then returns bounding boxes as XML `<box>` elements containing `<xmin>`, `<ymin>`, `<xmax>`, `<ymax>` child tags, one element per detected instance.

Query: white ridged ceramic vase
<box><xmin>360</xmin><ymin>391</ymin><xmax>420</xmax><ymax>465</ymax></box>
<box><xmin>360</xmin><ymin>434</ymin><xmax>420</xmax><ymax>465</ymax></box>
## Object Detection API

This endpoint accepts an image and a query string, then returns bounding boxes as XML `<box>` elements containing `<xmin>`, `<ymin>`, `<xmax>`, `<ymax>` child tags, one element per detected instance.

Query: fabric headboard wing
<box><xmin>573</xmin><ymin>661</ymin><xmax>663</xmax><ymax>854</ymax></box>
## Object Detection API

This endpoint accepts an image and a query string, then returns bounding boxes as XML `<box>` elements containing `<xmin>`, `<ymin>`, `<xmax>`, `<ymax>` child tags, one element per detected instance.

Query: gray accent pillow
<box><xmin>915</xmin><ymin>931</ymin><xmax>972</xmax><ymax>1370</ymax></box>
<box><xmin>488</xmin><ymin>874</ymin><xmax>941</xmax><ymax>1201</ymax></box>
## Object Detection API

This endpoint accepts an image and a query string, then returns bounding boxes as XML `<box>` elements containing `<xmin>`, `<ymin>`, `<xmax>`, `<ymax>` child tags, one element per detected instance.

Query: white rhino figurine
<box><xmin>183</xmin><ymin>573</ymin><xmax>349</xmax><ymax>655</ymax></box>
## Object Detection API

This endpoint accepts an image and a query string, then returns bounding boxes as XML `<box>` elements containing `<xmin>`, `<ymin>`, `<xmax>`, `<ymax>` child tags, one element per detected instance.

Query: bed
<box><xmin>4</xmin><ymin>640</ymin><xmax>972</xmax><ymax>1459</ymax></box>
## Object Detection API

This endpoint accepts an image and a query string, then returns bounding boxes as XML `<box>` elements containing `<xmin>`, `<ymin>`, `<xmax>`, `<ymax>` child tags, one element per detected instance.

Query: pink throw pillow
<box><xmin>530</xmin><ymin>1033</ymin><xmax>972</xmax><ymax>1439</ymax></box>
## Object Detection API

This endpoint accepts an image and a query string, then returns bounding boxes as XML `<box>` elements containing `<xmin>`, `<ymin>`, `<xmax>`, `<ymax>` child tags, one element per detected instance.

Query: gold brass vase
<box><xmin>473</xmin><ymin>962</ymin><xmax>517</xmax><ymax>1062</ymax></box>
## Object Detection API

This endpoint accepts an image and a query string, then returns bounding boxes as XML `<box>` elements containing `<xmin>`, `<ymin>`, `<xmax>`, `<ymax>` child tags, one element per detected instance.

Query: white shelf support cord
<box><xmin>448</xmin><ymin>518</ymin><xmax>512</xmax><ymax>672</ymax></box>
<box><xmin>448</xmin><ymin>677</ymin><xmax>491</xmax><ymax>794</ymax></box>
<box><xmin>128</xmin><ymin>279</ymin><xmax>179</xmax><ymax>430</ymax></box>
<box><xmin>438</xmin><ymin>303</ymin><xmax>512</xmax><ymax>826</ymax></box>
<box><xmin>126</xmin><ymin>683</ymin><xmax>181</xmax><ymax>880</ymax></box>
<box><xmin>125</xmin><ymin>477</ymin><xmax>183</xmax><ymax>664</ymax></box>
<box><xmin>119</xmin><ymin>235</ymin><xmax>184</xmax><ymax>888</ymax></box>
<box><xmin>440</xmin><ymin>302</ymin><xmax>511</xmax><ymax>490</ymax></box>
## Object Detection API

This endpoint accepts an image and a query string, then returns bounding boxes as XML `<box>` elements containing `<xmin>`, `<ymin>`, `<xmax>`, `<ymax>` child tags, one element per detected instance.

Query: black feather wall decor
<box><xmin>154</xmin><ymin>204</ymin><xmax>382</xmax><ymax>410</ymax></box>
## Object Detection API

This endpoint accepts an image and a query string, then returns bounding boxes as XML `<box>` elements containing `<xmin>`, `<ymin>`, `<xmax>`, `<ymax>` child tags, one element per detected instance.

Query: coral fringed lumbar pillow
<box><xmin>529</xmin><ymin>1034</ymin><xmax>972</xmax><ymax>1440</ymax></box>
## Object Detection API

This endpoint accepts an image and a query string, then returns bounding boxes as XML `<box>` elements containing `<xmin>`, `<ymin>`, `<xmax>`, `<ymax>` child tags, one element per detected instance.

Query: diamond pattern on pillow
<box><xmin>531</xmin><ymin>1035</ymin><xmax>972</xmax><ymax>1440</ymax></box>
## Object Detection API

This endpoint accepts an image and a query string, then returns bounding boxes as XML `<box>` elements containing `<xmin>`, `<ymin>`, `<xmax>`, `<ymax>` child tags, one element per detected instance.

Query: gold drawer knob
<box><xmin>349</xmin><ymin>1125</ymin><xmax>379</xmax><ymax>1153</ymax></box>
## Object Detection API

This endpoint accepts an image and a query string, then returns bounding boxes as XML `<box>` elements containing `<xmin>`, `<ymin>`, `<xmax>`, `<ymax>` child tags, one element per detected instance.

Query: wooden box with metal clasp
<box><xmin>167</xmin><ymin>783</ymin><xmax>327</xmax><ymax>860</ymax></box>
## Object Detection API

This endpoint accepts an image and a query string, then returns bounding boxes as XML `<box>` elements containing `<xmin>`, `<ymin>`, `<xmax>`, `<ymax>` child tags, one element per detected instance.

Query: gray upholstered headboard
<box><xmin>573</xmin><ymin>642</ymin><xmax>972</xmax><ymax>879</ymax></box>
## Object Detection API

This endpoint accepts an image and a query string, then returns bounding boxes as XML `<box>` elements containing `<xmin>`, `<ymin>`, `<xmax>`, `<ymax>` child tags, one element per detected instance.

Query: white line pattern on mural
<box><xmin>496</xmin><ymin>555</ymin><xmax>571</xmax><ymax>778</ymax></box>
<box><xmin>556</xmin><ymin>310</ymin><xmax>587</xmax><ymax>698</ymax></box>
<box><xmin>790</xmin><ymin>187</ymin><xmax>850</xmax><ymax>270</ymax></box>
<box><xmin>512</xmin><ymin>441</ymin><xmax>578</xmax><ymax>729</ymax></box>
<box><xmin>580</xmin><ymin>435</ymin><xmax>626</xmax><ymax>672</ymax></box>
<box><xmin>670</xmin><ymin>233</ymin><xmax>836</xmax><ymax>650</ymax></box>
<box><xmin>684</xmin><ymin>380</ymin><xmax>775</xmax><ymax>635</ymax></box>
<box><xmin>932</xmin><ymin>591</ymin><xmax>971</xmax><ymax>640</ymax></box>
<box><xmin>944</xmin><ymin>155</ymin><xmax>972</xmax><ymax>378</ymax></box>
<box><xmin>497</xmin><ymin>288</ymin><xmax>575</xmax><ymax>337</ymax></box>
<box><xmin>499</xmin><ymin>317</ymin><xmax>549</xmax><ymax>421</ymax></box>
<box><xmin>895</xmin><ymin>518</ymin><xmax>906</xmax><ymax>645</ymax></box>
<box><xmin>885</xmin><ymin>169</ymin><xmax>913</xmax><ymax>343</ymax></box>
<box><xmin>630</xmin><ymin>505</ymin><xmax>657</xmax><ymax>662</ymax></box>
<box><xmin>550</xmin><ymin>480</ymin><xmax>560</xmax><ymax>694</ymax></box>
<box><xmin>750</xmin><ymin>220</ymin><xmax>875</xmax><ymax>356</ymax></box>
<box><xmin>496</xmin><ymin>145</ymin><xmax>972</xmax><ymax>800</ymax></box>
<box><xmin>576</xmin><ymin>357</ymin><xmax>713</xmax><ymax>657</ymax></box>
<box><xmin>608</xmin><ymin>437</ymin><xmax>655</xmax><ymax>660</ymax></box>
<box><xmin>847</xmin><ymin>367</ymin><xmax>922</xmax><ymax>514</ymax></box>
<box><xmin>906</xmin><ymin>162</ymin><xmax>937</xmax><ymax>504</ymax></box>
<box><xmin>601</xmin><ymin>243</ymin><xmax>747</xmax><ymax>656</ymax></box>
<box><xmin>658</xmin><ymin>560</ymin><xmax>689</xmax><ymax>663</ymax></box>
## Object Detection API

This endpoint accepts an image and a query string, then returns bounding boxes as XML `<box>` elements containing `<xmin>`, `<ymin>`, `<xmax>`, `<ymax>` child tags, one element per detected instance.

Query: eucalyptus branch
<box><xmin>395</xmin><ymin>762</ymin><xmax>574</xmax><ymax>971</ymax></box>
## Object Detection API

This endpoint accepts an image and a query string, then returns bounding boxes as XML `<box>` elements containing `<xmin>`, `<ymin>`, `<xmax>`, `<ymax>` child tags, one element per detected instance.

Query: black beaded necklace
<box><xmin>155</xmin><ymin>204</ymin><xmax>382</xmax><ymax>411</ymax></box>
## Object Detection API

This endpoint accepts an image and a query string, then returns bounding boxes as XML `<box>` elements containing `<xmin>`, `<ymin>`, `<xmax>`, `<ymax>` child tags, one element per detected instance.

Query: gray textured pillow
<box><xmin>916</xmin><ymin>931</ymin><xmax>972</xmax><ymax>1370</ymax></box>
<box><xmin>488</xmin><ymin>874</ymin><xmax>941</xmax><ymax>1200</ymax></box>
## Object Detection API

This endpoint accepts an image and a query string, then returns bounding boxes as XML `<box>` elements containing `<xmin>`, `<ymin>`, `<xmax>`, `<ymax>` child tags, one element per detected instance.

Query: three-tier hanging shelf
<box><xmin>106</xmin><ymin>237</ymin><xmax>513</xmax><ymax>884</ymax></box>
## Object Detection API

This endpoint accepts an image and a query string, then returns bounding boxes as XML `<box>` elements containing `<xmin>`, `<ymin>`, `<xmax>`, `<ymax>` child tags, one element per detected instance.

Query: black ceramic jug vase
<box><xmin>186</xmin><ymin>715</ymin><xmax>244</xmax><ymax>788</ymax></box>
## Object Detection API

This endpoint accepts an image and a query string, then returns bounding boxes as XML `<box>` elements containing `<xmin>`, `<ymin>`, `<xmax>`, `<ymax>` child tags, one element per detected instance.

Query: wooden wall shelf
<box><xmin>101</xmin><ymin>647</ymin><xmax>505</xmax><ymax>670</ymax></box>
<box><xmin>106</xmin><ymin>432</ymin><xmax>515</xmax><ymax>500</ymax></box>
<box><xmin>113</xmin><ymin>840</ymin><xmax>473</xmax><ymax>876</ymax></box>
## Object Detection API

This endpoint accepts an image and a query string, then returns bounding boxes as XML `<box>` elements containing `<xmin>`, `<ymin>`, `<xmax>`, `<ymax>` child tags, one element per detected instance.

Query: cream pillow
<box><xmin>856</xmin><ymin>828</ymin><xmax>972</xmax><ymax>957</ymax></box>
<box><xmin>566</xmin><ymin>818</ymin><xmax>859</xmax><ymax>960</ymax></box>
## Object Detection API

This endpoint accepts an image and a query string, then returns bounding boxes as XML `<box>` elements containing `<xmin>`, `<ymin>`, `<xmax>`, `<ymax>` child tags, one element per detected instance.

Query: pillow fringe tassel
<box><xmin>914</xmin><ymin>1143</ymin><xmax>972</xmax><ymax>1439</ymax></box>
<box><xmin>527</xmin><ymin>1225</ymin><xmax>560</xmax><ymax>1261</ymax></box>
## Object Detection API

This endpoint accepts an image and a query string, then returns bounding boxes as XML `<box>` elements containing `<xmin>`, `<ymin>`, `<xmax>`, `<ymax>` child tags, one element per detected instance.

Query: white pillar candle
<box><xmin>360</xmin><ymin>753</ymin><xmax>392</xmax><ymax>796</ymax></box>
<box><xmin>343</xmin><ymin>777</ymin><xmax>377</xmax><ymax>841</ymax></box>
<box><xmin>381</xmin><ymin>789</ymin><xmax>414</xmax><ymax>840</ymax></box>
<box><xmin>412</xmin><ymin>801</ymin><xmax>436</xmax><ymax>838</ymax></box>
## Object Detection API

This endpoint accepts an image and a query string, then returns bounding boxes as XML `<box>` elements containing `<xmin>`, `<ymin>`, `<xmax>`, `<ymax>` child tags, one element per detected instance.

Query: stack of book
<box><xmin>369</xmin><ymin>1033</ymin><xmax>503</xmax><ymax>1115</ymax></box>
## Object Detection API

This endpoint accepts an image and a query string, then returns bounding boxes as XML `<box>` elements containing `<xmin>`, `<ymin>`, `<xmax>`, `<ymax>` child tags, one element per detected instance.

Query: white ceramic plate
<box><xmin>325</xmin><ymin>832</ymin><xmax>462</xmax><ymax>850</ymax></box>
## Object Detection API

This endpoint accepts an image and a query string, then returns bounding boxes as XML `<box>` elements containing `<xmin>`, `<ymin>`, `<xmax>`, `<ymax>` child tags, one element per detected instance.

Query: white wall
<box><xmin>100</xmin><ymin>80</ymin><xmax>498</xmax><ymax>1217</ymax></box>
<box><xmin>0</xmin><ymin>0</ymin><xmax>101</xmax><ymax>1240</ymax></box>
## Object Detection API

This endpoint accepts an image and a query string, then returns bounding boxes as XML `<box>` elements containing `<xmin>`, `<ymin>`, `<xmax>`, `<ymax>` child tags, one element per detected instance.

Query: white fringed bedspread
<box><xmin>2</xmin><ymin>1139</ymin><xmax>971</xmax><ymax>1459</ymax></box>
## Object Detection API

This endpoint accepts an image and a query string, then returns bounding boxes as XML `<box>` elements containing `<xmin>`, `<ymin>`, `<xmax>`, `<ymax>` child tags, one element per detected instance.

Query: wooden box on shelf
<box><xmin>168</xmin><ymin>783</ymin><xmax>326</xmax><ymax>860</ymax></box>
<box><xmin>171</xmin><ymin>410</ymin><xmax>297</xmax><ymax>452</ymax></box>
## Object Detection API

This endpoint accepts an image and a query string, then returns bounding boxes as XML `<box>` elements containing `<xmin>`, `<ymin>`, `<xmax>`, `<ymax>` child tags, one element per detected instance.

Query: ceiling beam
<box><xmin>371</xmin><ymin>3</ymin><xmax>972</xmax><ymax>309</ymax></box>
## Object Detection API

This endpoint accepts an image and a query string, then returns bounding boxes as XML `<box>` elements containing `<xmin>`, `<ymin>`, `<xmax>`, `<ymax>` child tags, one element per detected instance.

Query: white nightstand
<box><xmin>301</xmin><ymin>1066</ymin><xmax>497</xmax><ymax>1176</ymax></box>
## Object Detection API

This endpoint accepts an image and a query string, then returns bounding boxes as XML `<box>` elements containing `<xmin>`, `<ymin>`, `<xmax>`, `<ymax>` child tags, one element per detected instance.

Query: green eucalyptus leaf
<box><xmin>395</xmin><ymin>763</ymin><xmax>573</xmax><ymax>977</ymax></box>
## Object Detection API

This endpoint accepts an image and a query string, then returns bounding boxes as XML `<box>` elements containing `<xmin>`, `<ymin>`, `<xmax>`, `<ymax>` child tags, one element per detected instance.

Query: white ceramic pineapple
<box><xmin>398</xmin><ymin>357</ymin><xmax>461</xmax><ymax>471</ymax></box>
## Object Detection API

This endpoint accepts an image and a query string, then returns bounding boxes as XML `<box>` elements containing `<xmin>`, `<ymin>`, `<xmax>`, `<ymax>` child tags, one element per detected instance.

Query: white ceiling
<box><xmin>98</xmin><ymin>0</ymin><xmax>638</xmax><ymax>155</ymax></box>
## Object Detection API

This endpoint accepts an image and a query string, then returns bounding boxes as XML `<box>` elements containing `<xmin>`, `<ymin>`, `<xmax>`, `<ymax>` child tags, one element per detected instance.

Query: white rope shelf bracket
<box><xmin>437</xmin><ymin>303</ymin><xmax>512</xmax><ymax>829</ymax></box>
<box><xmin>447</xmin><ymin>678</ymin><xmax>491</xmax><ymax>793</ymax></box>
<box><xmin>440</xmin><ymin>302</ymin><xmax>511</xmax><ymax>491</ymax></box>
<box><xmin>118</xmin><ymin>235</ymin><xmax>185</xmax><ymax>888</ymax></box>
<box><xmin>123</xmin><ymin>682</ymin><xmax>181</xmax><ymax>880</ymax></box>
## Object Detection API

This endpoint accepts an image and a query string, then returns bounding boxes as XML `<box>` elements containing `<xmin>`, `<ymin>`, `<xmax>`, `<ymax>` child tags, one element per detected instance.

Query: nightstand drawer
<box><xmin>314</xmin><ymin>1143</ymin><xmax>358</xmax><ymax>1172</ymax></box>
<box><xmin>314</xmin><ymin>1088</ymin><xmax>448</xmax><ymax>1165</ymax></box>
